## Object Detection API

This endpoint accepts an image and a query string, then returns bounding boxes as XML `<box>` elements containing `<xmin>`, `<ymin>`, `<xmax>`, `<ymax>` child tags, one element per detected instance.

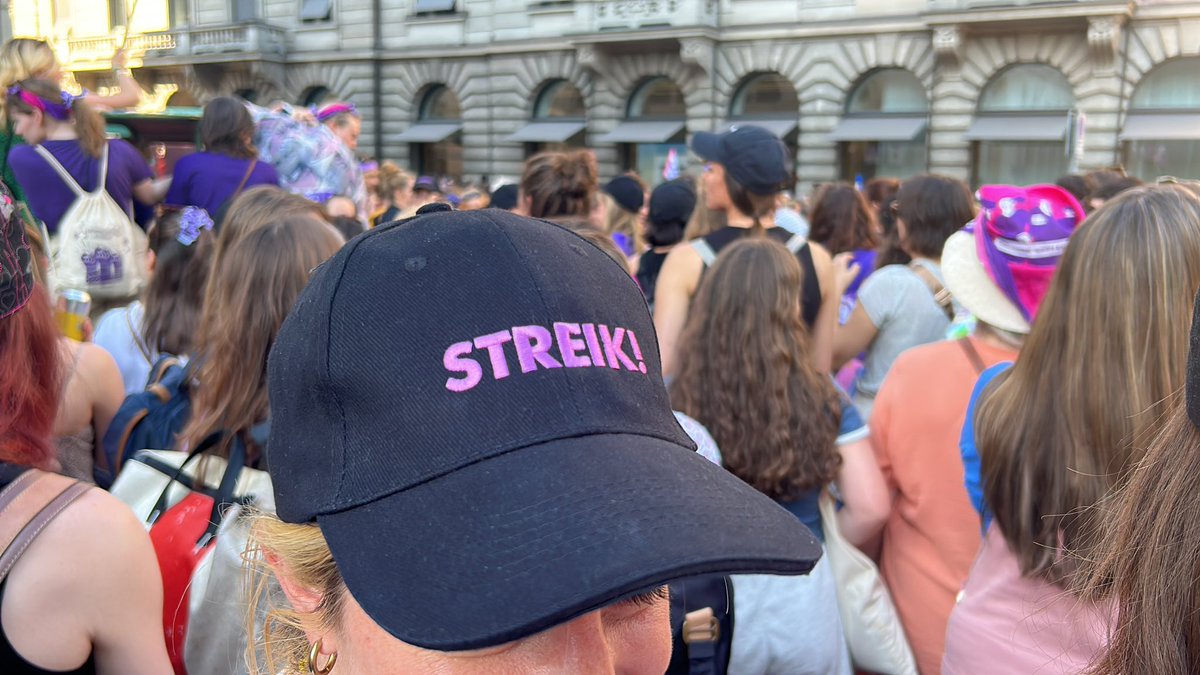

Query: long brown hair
<box><xmin>669</xmin><ymin>238</ymin><xmax>840</xmax><ymax>500</ymax></box>
<box><xmin>519</xmin><ymin>150</ymin><xmax>598</xmax><ymax>220</ymax></box>
<box><xmin>807</xmin><ymin>182</ymin><xmax>879</xmax><ymax>255</ymax></box>
<box><xmin>975</xmin><ymin>184</ymin><xmax>1200</xmax><ymax>585</ymax></box>
<box><xmin>199</xmin><ymin>96</ymin><xmax>257</xmax><ymax>160</ymax></box>
<box><xmin>181</xmin><ymin>215</ymin><xmax>343</xmax><ymax>461</ymax></box>
<box><xmin>1082</xmin><ymin>399</ymin><xmax>1200</xmax><ymax>675</ymax></box>
<box><xmin>6</xmin><ymin>78</ymin><xmax>106</xmax><ymax>157</ymax></box>
<box><xmin>724</xmin><ymin>172</ymin><xmax>776</xmax><ymax>234</ymax></box>
<box><xmin>141</xmin><ymin>208</ymin><xmax>214</xmax><ymax>356</ymax></box>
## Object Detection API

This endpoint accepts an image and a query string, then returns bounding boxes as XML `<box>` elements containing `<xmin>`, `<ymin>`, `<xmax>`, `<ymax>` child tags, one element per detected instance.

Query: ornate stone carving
<box><xmin>933</xmin><ymin>25</ymin><xmax>961</xmax><ymax>66</ymax></box>
<box><xmin>1088</xmin><ymin>16</ymin><xmax>1122</xmax><ymax>67</ymax></box>
<box><xmin>680</xmin><ymin>37</ymin><xmax>714</xmax><ymax>73</ymax></box>
<box><xmin>576</xmin><ymin>44</ymin><xmax>601</xmax><ymax>73</ymax></box>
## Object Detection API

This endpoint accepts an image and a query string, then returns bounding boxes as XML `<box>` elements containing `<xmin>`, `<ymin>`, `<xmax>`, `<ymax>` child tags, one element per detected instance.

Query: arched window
<box><xmin>599</xmin><ymin>77</ymin><xmax>688</xmax><ymax>185</ymax></box>
<box><xmin>731</xmin><ymin>73</ymin><xmax>799</xmax><ymax>118</ymax></box>
<box><xmin>831</xmin><ymin>69</ymin><xmax>929</xmax><ymax>181</ymax></box>
<box><xmin>507</xmin><ymin>80</ymin><xmax>587</xmax><ymax>153</ymax></box>
<box><xmin>727</xmin><ymin>73</ymin><xmax>799</xmax><ymax>139</ymax></box>
<box><xmin>234</xmin><ymin>88</ymin><xmax>259</xmax><ymax>104</ymax></box>
<box><xmin>966</xmin><ymin>64</ymin><xmax>1076</xmax><ymax>186</ymax></box>
<box><xmin>301</xmin><ymin>86</ymin><xmax>331</xmax><ymax>108</ymax></box>
<box><xmin>419</xmin><ymin>85</ymin><xmax>462</xmax><ymax>121</ymax></box>
<box><xmin>396</xmin><ymin>84</ymin><xmax>464</xmax><ymax>180</ymax></box>
<box><xmin>1123</xmin><ymin>59</ymin><xmax>1200</xmax><ymax>180</ymax></box>
<box><xmin>534</xmin><ymin>80</ymin><xmax>586</xmax><ymax>119</ymax></box>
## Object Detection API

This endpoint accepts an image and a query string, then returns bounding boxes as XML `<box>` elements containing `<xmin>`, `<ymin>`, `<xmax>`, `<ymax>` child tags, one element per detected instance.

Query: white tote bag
<box><xmin>819</xmin><ymin>490</ymin><xmax>917</xmax><ymax>675</ymax></box>
<box><xmin>111</xmin><ymin>436</ymin><xmax>274</xmax><ymax>675</ymax></box>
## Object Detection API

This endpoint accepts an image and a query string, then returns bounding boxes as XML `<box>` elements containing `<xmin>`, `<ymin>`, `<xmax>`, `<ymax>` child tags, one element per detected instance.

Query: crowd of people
<box><xmin>0</xmin><ymin>35</ymin><xmax>1199</xmax><ymax>675</ymax></box>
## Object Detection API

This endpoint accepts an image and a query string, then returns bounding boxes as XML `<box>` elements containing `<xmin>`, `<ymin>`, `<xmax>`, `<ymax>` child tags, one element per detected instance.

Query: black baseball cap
<box><xmin>266</xmin><ymin>209</ymin><xmax>821</xmax><ymax>651</ymax></box>
<box><xmin>691</xmin><ymin>125</ymin><xmax>792</xmax><ymax>195</ymax></box>
<box><xmin>490</xmin><ymin>183</ymin><xmax>519</xmax><ymax>211</ymax></box>
<box><xmin>604</xmin><ymin>175</ymin><xmax>645</xmax><ymax>214</ymax></box>
<box><xmin>649</xmin><ymin>179</ymin><xmax>697</xmax><ymax>230</ymax></box>
<box><xmin>413</xmin><ymin>175</ymin><xmax>440</xmax><ymax>193</ymax></box>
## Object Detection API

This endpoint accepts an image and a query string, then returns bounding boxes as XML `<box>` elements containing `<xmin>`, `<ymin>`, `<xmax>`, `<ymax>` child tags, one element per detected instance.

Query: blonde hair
<box><xmin>375</xmin><ymin>161</ymin><xmax>412</xmax><ymax>206</ymax></box>
<box><xmin>600</xmin><ymin>192</ymin><xmax>643</xmax><ymax>254</ymax></box>
<box><xmin>244</xmin><ymin>512</ymin><xmax>345</xmax><ymax>674</ymax></box>
<box><xmin>0</xmin><ymin>38</ymin><xmax>57</xmax><ymax>88</ymax></box>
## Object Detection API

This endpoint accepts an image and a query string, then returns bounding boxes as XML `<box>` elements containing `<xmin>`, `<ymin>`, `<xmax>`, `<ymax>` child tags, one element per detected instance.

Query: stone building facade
<box><xmin>9</xmin><ymin>0</ymin><xmax>1200</xmax><ymax>188</ymax></box>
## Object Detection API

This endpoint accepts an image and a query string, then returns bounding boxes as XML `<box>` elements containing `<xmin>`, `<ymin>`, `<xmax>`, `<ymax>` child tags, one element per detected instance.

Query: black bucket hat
<box><xmin>266</xmin><ymin>208</ymin><xmax>821</xmax><ymax>651</ymax></box>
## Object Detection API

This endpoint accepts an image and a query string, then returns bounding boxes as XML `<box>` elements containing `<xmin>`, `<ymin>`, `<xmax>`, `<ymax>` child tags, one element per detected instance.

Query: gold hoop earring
<box><xmin>307</xmin><ymin>638</ymin><xmax>337</xmax><ymax>675</ymax></box>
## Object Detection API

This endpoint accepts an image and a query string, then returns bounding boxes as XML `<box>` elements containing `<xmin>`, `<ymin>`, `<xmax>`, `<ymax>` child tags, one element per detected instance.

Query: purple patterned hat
<box><xmin>0</xmin><ymin>183</ymin><xmax>33</xmax><ymax>319</ymax></box>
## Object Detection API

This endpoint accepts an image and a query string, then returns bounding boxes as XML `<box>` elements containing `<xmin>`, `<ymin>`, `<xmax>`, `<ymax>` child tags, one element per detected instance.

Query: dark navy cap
<box><xmin>649</xmin><ymin>179</ymin><xmax>697</xmax><ymax>230</ymax></box>
<box><xmin>691</xmin><ymin>125</ymin><xmax>792</xmax><ymax>195</ymax></box>
<box><xmin>490</xmin><ymin>183</ymin><xmax>519</xmax><ymax>211</ymax></box>
<box><xmin>413</xmin><ymin>175</ymin><xmax>440</xmax><ymax>193</ymax></box>
<box><xmin>266</xmin><ymin>209</ymin><xmax>821</xmax><ymax>651</ymax></box>
<box><xmin>604</xmin><ymin>175</ymin><xmax>645</xmax><ymax>214</ymax></box>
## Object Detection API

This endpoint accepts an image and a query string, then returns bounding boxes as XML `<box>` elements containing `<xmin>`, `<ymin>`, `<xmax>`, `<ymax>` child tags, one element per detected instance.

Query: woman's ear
<box><xmin>269</xmin><ymin>554</ymin><xmax>324</xmax><ymax>616</ymax></box>
<box><xmin>145</xmin><ymin>249</ymin><xmax>157</xmax><ymax>276</ymax></box>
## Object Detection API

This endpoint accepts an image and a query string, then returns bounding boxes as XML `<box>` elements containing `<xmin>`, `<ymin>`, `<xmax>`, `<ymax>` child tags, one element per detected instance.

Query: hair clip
<box><xmin>177</xmin><ymin>206</ymin><xmax>214</xmax><ymax>246</ymax></box>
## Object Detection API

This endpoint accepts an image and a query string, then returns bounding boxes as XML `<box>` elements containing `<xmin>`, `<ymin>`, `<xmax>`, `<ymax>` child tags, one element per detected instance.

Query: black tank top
<box><xmin>701</xmin><ymin>226</ymin><xmax>822</xmax><ymax>327</ymax></box>
<box><xmin>0</xmin><ymin>465</ymin><xmax>96</xmax><ymax>675</ymax></box>
<box><xmin>636</xmin><ymin>249</ymin><xmax>670</xmax><ymax>308</ymax></box>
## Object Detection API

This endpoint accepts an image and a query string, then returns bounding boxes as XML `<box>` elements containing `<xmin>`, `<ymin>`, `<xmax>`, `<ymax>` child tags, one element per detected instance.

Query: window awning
<box><xmin>827</xmin><ymin>116</ymin><xmax>927</xmax><ymax>142</ymax></box>
<box><xmin>1120</xmin><ymin>113</ymin><xmax>1200</xmax><ymax>140</ymax></box>
<box><xmin>505</xmin><ymin>121</ymin><xmax>587</xmax><ymax>143</ymax></box>
<box><xmin>596</xmin><ymin>120</ymin><xmax>685</xmax><ymax>144</ymax></box>
<box><xmin>395</xmin><ymin>122</ymin><xmax>463</xmax><ymax>143</ymax></box>
<box><xmin>963</xmin><ymin>114</ymin><xmax>1068</xmax><ymax>141</ymax></box>
<box><xmin>724</xmin><ymin>118</ymin><xmax>798</xmax><ymax>138</ymax></box>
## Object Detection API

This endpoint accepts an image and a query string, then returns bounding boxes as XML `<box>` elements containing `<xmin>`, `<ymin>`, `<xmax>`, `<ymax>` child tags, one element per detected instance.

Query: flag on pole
<box><xmin>662</xmin><ymin>148</ymin><xmax>680</xmax><ymax>181</ymax></box>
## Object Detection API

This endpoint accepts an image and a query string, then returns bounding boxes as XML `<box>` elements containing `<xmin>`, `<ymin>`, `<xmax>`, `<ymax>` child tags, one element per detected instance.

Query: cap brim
<box><xmin>942</xmin><ymin>230</ymin><xmax>1030</xmax><ymax>334</ymax></box>
<box><xmin>318</xmin><ymin>433</ymin><xmax>821</xmax><ymax>651</ymax></box>
<box><xmin>690</xmin><ymin>132</ymin><xmax>724</xmax><ymax>164</ymax></box>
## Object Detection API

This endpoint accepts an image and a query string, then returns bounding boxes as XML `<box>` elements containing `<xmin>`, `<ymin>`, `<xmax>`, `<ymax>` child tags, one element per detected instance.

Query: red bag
<box><xmin>150</xmin><ymin>491</ymin><xmax>218</xmax><ymax>675</ymax></box>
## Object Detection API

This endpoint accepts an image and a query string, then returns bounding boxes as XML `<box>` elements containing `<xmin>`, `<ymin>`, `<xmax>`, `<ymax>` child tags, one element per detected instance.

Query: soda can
<box><xmin>56</xmin><ymin>289</ymin><xmax>92</xmax><ymax>341</ymax></box>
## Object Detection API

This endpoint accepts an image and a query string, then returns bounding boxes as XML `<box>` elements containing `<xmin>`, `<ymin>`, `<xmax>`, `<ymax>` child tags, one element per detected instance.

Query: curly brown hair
<box><xmin>669</xmin><ymin>237</ymin><xmax>841</xmax><ymax>500</ymax></box>
<box><xmin>807</xmin><ymin>182</ymin><xmax>879</xmax><ymax>255</ymax></box>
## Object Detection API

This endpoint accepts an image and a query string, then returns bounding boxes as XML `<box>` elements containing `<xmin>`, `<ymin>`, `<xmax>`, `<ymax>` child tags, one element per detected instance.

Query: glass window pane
<box><xmin>628</xmin><ymin>78</ymin><xmax>685</xmax><ymax>119</ymax></box>
<box><xmin>421</xmin><ymin>86</ymin><xmax>461</xmax><ymax>120</ymax></box>
<box><xmin>1132</xmin><ymin>59</ymin><xmax>1200</xmax><ymax>110</ymax></box>
<box><xmin>847</xmin><ymin>69</ymin><xmax>928</xmax><ymax>114</ymax></box>
<box><xmin>417</xmin><ymin>133</ymin><xmax>464</xmax><ymax>180</ymax></box>
<box><xmin>841</xmin><ymin>138</ymin><xmax>928</xmax><ymax>181</ymax></box>
<box><xmin>974</xmin><ymin>141</ymin><xmax>1069</xmax><ymax>185</ymax></box>
<box><xmin>731</xmin><ymin>74</ymin><xmax>799</xmax><ymax>117</ymax></box>
<box><xmin>979</xmin><ymin>65</ymin><xmax>1074</xmax><ymax>113</ymax></box>
<box><xmin>534</xmin><ymin>81</ymin><xmax>586</xmax><ymax>119</ymax></box>
<box><xmin>1126</xmin><ymin>140</ymin><xmax>1200</xmax><ymax>180</ymax></box>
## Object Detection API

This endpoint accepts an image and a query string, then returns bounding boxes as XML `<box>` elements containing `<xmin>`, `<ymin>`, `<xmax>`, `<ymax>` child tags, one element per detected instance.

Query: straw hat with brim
<box><xmin>942</xmin><ymin>230</ymin><xmax>1031</xmax><ymax>334</ymax></box>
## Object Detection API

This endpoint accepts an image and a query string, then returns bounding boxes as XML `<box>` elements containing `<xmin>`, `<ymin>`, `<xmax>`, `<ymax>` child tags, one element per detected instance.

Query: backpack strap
<box><xmin>95</xmin><ymin>142</ymin><xmax>110</xmax><ymax>196</ymax></box>
<box><xmin>33</xmin><ymin>145</ymin><xmax>86</xmax><ymax>198</ymax></box>
<box><xmin>690</xmin><ymin>238</ymin><xmax>717</xmax><ymax>267</ymax></box>
<box><xmin>957</xmin><ymin>337</ymin><xmax>987</xmax><ymax>375</ymax></box>
<box><xmin>0</xmin><ymin>470</ymin><xmax>90</xmax><ymax>584</ymax></box>
<box><xmin>784</xmin><ymin>233</ymin><xmax>809</xmax><ymax>255</ymax></box>
<box><xmin>909</xmin><ymin>261</ymin><xmax>955</xmax><ymax>320</ymax></box>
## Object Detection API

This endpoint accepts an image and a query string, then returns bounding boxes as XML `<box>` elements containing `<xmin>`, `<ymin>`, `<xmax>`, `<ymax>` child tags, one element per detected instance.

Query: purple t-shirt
<box><xmin>10</xmin><ymin>139</ymin><xmax>152</xmax><ymax>235</ymax></box>
<box><xmin>164</xmin><ymin>151</ymin><xmax>280</xmax><ymax>218</ymax></box>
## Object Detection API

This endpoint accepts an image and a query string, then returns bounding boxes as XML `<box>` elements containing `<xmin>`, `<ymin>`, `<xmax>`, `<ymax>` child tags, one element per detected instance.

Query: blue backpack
<box><xmin>98</xmin><ymin>355</ymin><xmax>193</xmax><ymax>489</ymax></box>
